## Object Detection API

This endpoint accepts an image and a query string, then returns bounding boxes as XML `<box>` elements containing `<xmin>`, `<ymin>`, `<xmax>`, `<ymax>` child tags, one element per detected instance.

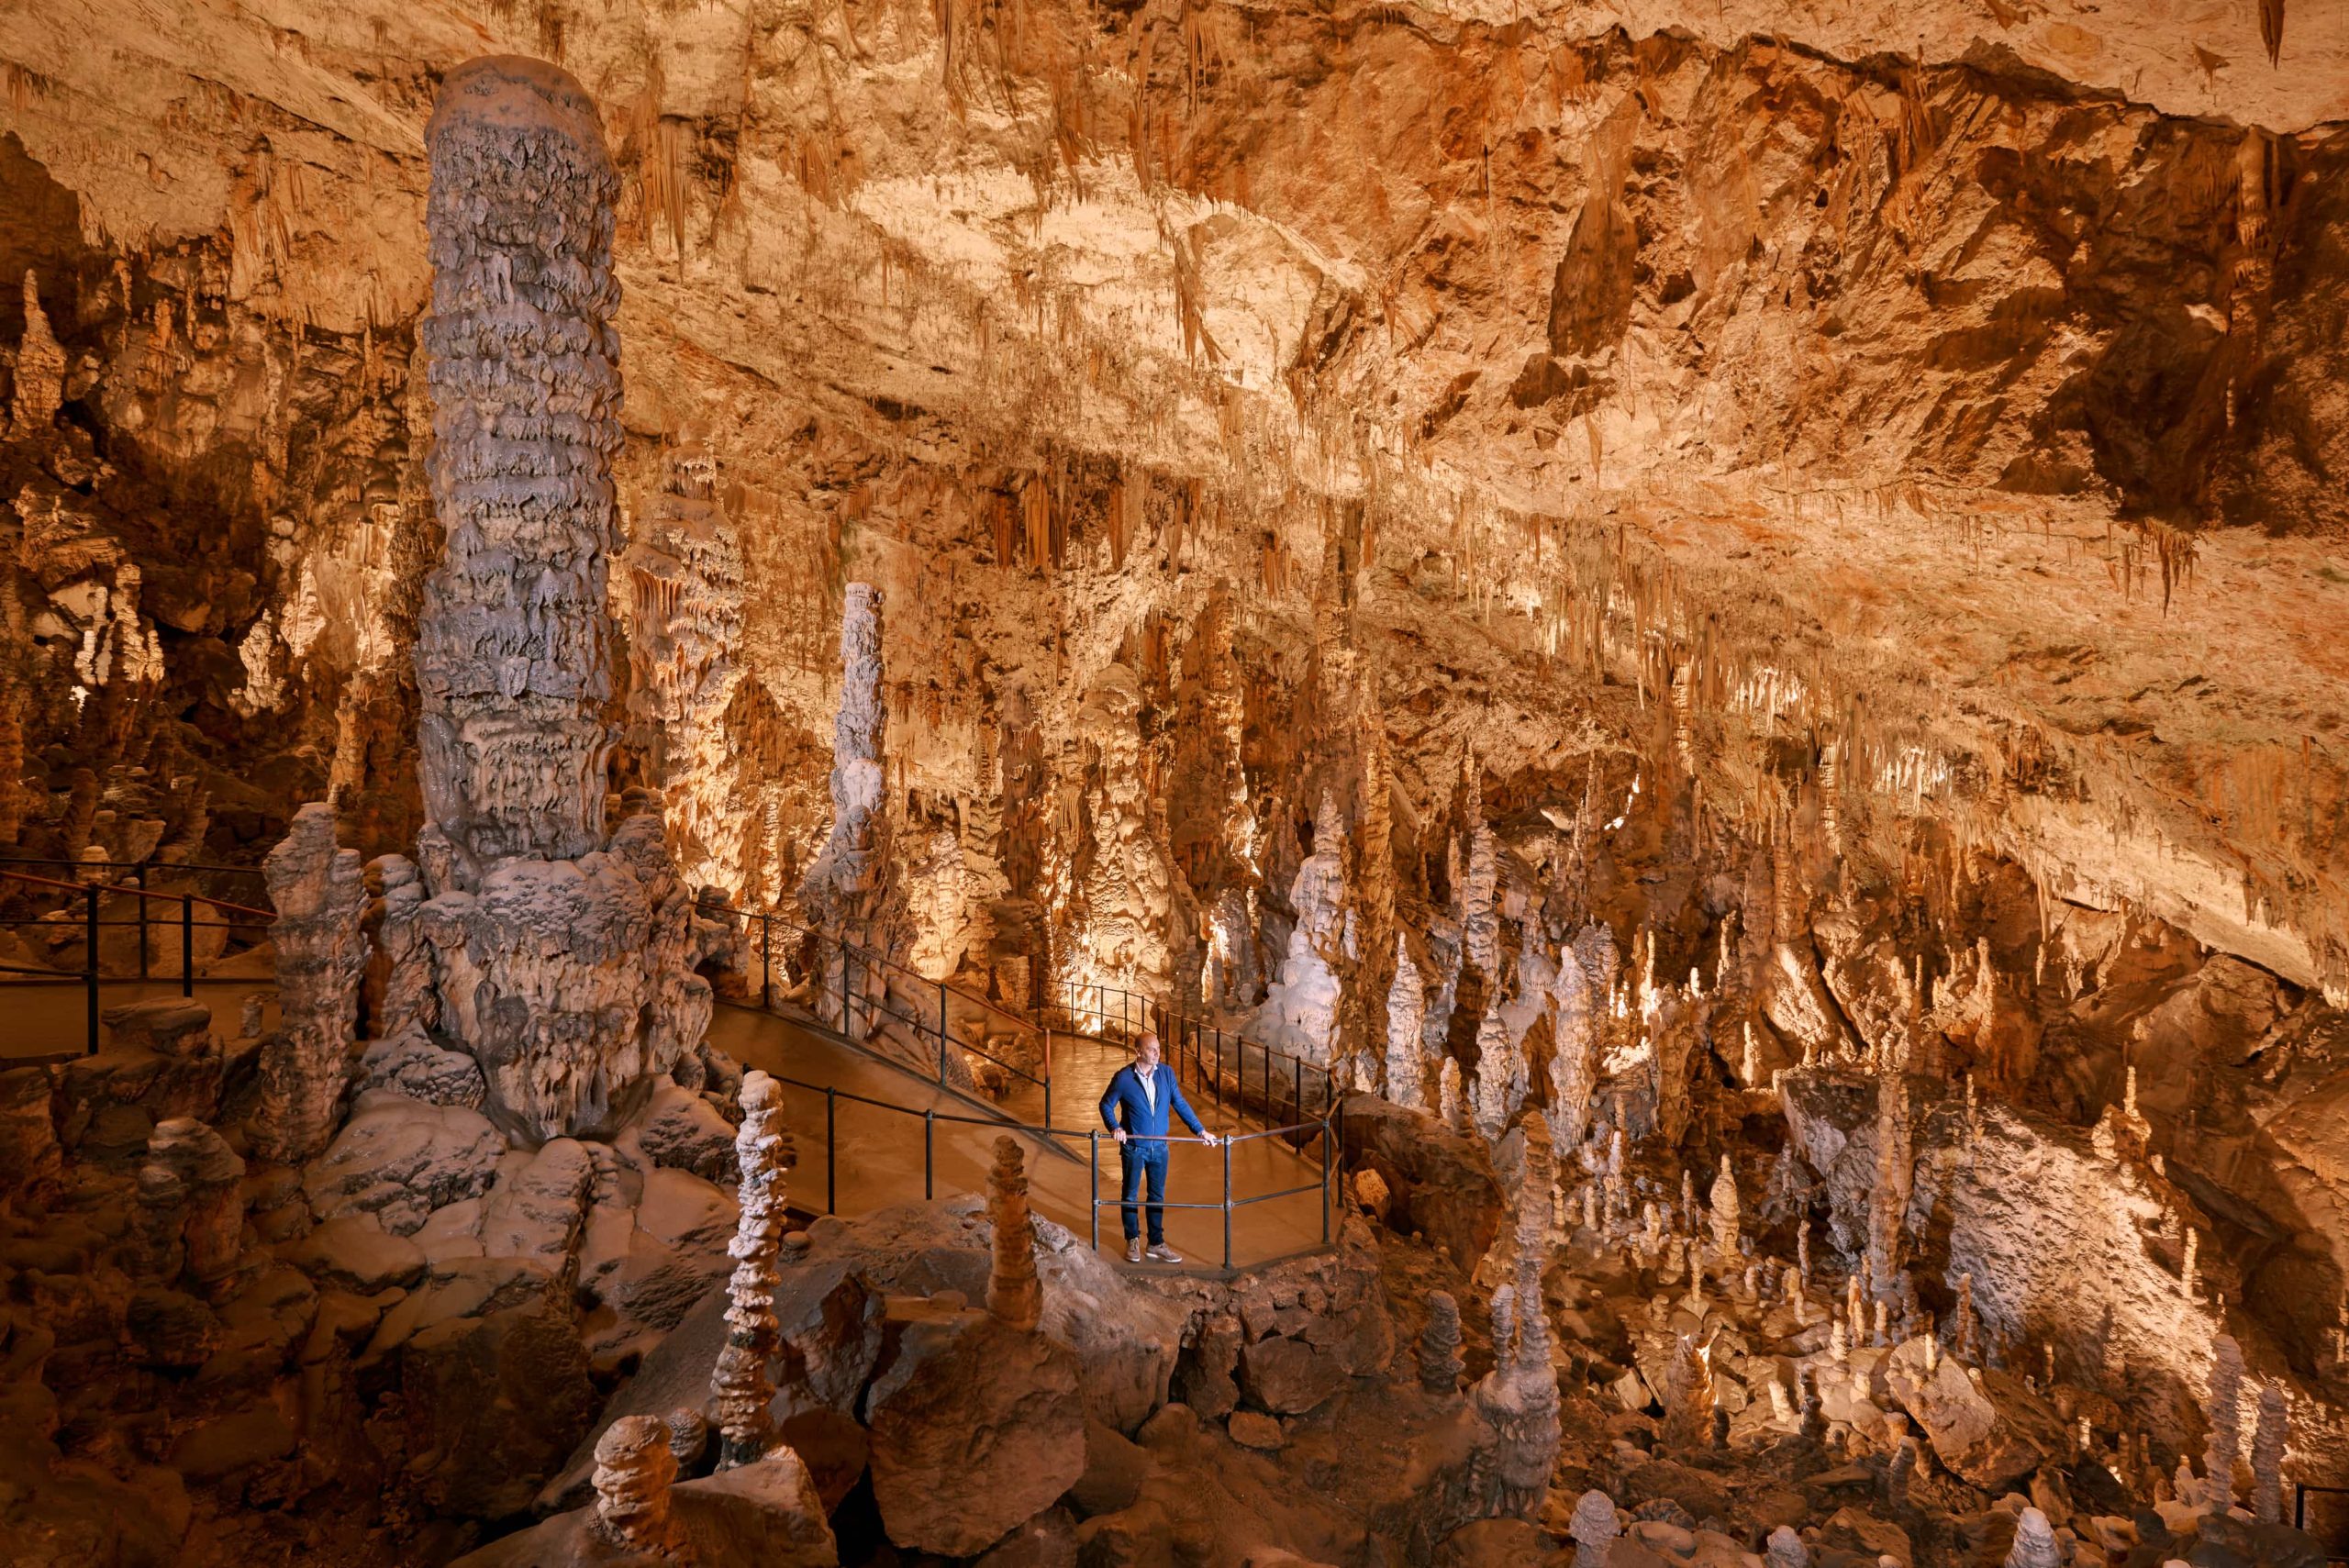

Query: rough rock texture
<box><xmin>255</xmin><ymin>802</ymin><xmax>367</xmax><ymax>1164</ymax></box>
<box><xmin>864</xmin><ymin>1305</ymin><xmax>1086</xmax><ymax>1556</ymax></box>
<box><xmin>409</xmin><ymin>56</ymin><xmax>713</xmax><ymax>1141</ymax></box>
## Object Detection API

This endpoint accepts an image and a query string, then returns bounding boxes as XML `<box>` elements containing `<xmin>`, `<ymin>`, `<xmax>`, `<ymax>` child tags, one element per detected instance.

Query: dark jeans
<box><xmin>1119</xmin><ymin>1141</ymin><xmax>1169</xmax><ymax>1243</ymax></box>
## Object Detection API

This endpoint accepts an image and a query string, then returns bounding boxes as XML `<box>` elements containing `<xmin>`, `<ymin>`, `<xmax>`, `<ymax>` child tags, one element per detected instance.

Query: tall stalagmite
<box><xmin>800</xmin><ymin>582</ymin><xmax>901</xmax><ymax>1030</ymax></box>
<box><xmin>411</xmin><ymin>56</ymin><xmax>711</xmax><ymax>1140</ymax></box>
<box><xmin>712</xmin><ymin>1070</ymin><xmax>787</xmax><ymax>1468</ymax></box>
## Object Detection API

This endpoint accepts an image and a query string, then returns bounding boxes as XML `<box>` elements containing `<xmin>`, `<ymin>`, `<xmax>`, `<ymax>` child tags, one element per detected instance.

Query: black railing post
<box><xmin>938</xmin><ymin>979</ymin><xmax>949</xmax><ymax>1084</ymax></box>
<box><xmin>83</xmin><ymin>883</ymin><xmax>99</xmax><ymax>1055</ymax></box>
<box><xmin>760</xmin><ymin>915</ymin><xmax>772</xmax><ymax>1011</ymax></box>
<box><xmin>1215</xmin><ymin>1028</ymin><xmax>1223</xmax><ymax>1110</ymax></box>
<box><xmin>1221</xmin><ymin>1135</ymin><xmax>1232</xmax><ymax>1272</ymax></box>
<box><xmin>923</xmin><ymin>1109</ymin><xmax>935</xmax><ymax>1200</ymax></box>
<box><xmin>825</xmin><ymin>1086</ymin><xmax>838</xmax><ymax>1213</ymax></box>
<box><xmin>1321</xmin><ymin>1119</ymin><xmax>1331</xmax><ymax>1245</ymax></box>
<box><xmin>180</xmin><ymin>895</ymin><xmax>194</xmax><ymax>999</ymax></box>
<box><xmin>843</xmin><ymin>942</ymin><xmax>855</xmax><ymax>1039</ymax></box>
<box><xmin>134</xmin><ymin>870</ymin><xmax>148</xmax><ymax>981</ymax></box>
<box><xmin>1293</xmin><ymin>1053</ymin><xmax>1302</xmax><ymax>1126</ymax></box>
<box><xmin>1088</xmin><ymin>1131</ymin><xmax>1099</xmax><ymax>1251</ymax></box>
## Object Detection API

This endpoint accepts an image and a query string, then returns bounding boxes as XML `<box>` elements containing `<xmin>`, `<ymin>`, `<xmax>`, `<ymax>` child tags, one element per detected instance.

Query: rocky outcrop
<box><xmin>865</xmin><ymin>1298</ymin><xmax>1085</xmax><ymax>1556</ymax></box>
<box><xmin>254</xmin><ymin>803</ymin><xmax>367</xmax><ymax>1164</ymax></box>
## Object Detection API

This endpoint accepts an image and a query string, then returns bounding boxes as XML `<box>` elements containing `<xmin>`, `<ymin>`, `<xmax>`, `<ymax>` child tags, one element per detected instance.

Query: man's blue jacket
<box><xmin>1098</xmin><ymin>1062</ymin><xmax>1206</xmax><ymax>1146</ymax></box>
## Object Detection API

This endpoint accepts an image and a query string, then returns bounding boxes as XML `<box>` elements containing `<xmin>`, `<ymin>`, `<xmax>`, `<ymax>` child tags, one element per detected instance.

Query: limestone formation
<box><xmin>800</xmin><ymin>582</ymin><xmax>894</xmax><ymax>956</ymax></box>
<box><xmin>1567</xmin><ymin>1489</ymin><xmax>1619</xmax><ymax>1566</ymax></box>
<box><xmin>591</xmin><ymin>1415</ymin><xmax>682</xmax><ymax>1555</ymax></box>
<box><xmin>1471</xmin><ymin>1253</ymin><xmax>1560</xmax><ymax>1520</ymax></box>
<box><xmin>141</xmin><ymin>1118</ymin><xmax>247</xmax><ymax>1297</ymax></box>
<box><xmin>1765</xmin><ymin>1524</ymin><xmax>1809</xmax><ymax>1567</ymax></box>
<box><xmin>256</xmin><ymin>802</ymin><xmax>368</xmax><ymax>1164</ymax></box>
<box><xmin>9</xmin><ymin>272</ymin><xmax>64</xmax><ymax>438</ymax></box>
<box><xmin>985</xmin><ymin>1135</ymin><xmax>1041</xmax><ymax>1331</ymax></box>
<box><xmin>2205</xmin><ymin>1332</ymin><xmax>2244</xmax><ymax>1510</ymax></box>
<box><xmin>1419</xmin><ymin>1290</ymin><xmax>1464</xmax><ymax>1395</ymax></box>
<box><xmin>1386</xmin><ymin>936</ymin><xmax>1427</xmax><ymax>1107</ymax></box>
<box><xmin>1865</xmin><ymin>1032</ymin><xmax>1913</xmax><ymax>1307</ymax></box>
<box><xmin>2251</xmin><ymin>1383</ymin><xmax>2288</xmax><ymax>1524</ymax></box>
<box><xmin>1709</xmin><ymin>1153</ymin><xmax>1741</xmax><ymax>1270</ymax></box>
<box><xmin>712</xmin><ymin>1071</ymin><xmax>786</xmax><ymax>1468</ymax></box>
<box><xmin>410</xmin><ymin>56</ymin><xmax>714</xmax><ymax>1140</ymax></box>
<box><xmin>2003</xmin><ymin>1506</ymin><xmax>2061</xmax><ymax>1568</ymax></box>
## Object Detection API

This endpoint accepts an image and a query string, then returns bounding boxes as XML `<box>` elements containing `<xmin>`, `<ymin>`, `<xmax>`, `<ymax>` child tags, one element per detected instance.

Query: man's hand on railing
<box><xmin>1200</xmin><ymin>1130</ymin><xmax>1221</xmax><ymax>1147</ymax></box>
<box><xmin>1112</xmin><ymin>1128</ymin><xmax>1128</xmax><ymax>1144</ymax></box>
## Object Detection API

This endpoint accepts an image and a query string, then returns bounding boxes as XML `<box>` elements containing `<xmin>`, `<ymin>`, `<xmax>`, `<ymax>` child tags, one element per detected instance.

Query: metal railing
<box><xmin>722</xmin><ymin>907</ymin><xmax>1058</xmax><ymax>1127</ymax></box>
<box><xmin>714</xmin><ymin>911</ymin><xmax>1345</xmax><ymax>1271</ymax></box>
<box><xmin>1047</xmin><ymin>976</ymin><xmax>1340</xmax><ymax>1131</ymax></box>
<box><xmin>756</xmin><ymin>1066</ymin><xmax>1341</xmax><ymax>1273</ymax></box>
<box><xmin>2298</xmin><ymin>1485</ymin><xmax>2349</xmax><ymax>1563</ymax></box>
<box><xmin>0</xmin><ymin>864</ymin><xmax>276</xmax><ymax>1060</ymax></box>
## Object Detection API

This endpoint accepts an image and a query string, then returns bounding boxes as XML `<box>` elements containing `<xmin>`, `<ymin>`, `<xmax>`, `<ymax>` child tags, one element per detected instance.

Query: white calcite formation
<box><xmin>408</xmin><ymin>56</ymin><xmax>713</xmax><ymax>1140</ymax></box>
<box><xmin>255</xmin><ymin>802</ymin><xmax>368</xmax><ymax>1164</ymax></box>
<box><xmin>621</xmin><ymin>437</ymin><xmax>751</xmax><ymax>897</ymax></box>
<box><xmin>1385</xmin><ymin>935</ymin><xmax>1427</xmax><ymax>1108</ymax></box>
<box><xmin>712</xmin><ymin>1071</ymin><xmax>786</xmax><ymax>1468</ymax></box>
<box><xmin>798</xmin><ymin>582</ymin><xmax>900</xmax><ymax>1018</ymax></box>
<box><xmin>1247</xmin><ymin>792</ymin><xmax>1353</xmax><ymax>1067</ymax></box>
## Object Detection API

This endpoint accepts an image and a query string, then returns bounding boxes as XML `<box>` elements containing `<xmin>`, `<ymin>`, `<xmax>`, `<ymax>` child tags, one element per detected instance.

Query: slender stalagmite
<box><xmin>986</xmin><ymin>1135</ymin><xmax>1042</xmax><ymax>1331</ymax></box>
<box><xmin>711</xmin><ymin>1071</ymin><xmax>786</xmax><ymax>1467</ymax></box>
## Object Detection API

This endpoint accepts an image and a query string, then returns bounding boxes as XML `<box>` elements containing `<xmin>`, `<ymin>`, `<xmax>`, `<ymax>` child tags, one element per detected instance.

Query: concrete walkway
<box><xmin>709</xmin><ymin>1005</ymin><xmax>1334</xmax><ymax>1273</ymax></box>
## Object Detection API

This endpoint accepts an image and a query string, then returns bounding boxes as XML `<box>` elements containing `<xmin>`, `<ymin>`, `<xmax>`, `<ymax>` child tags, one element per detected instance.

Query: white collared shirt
<box><xmin>1137</xmin><ymin>1064</ymin><xmax>1157</xmax><ymax>1114</ymax></box>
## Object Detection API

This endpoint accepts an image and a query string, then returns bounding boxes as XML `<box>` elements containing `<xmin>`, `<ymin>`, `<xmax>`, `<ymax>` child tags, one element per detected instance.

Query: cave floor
<box><xmin>707</xmin><ymin>1005</ymin><xmax>1333</xmax><ymax>1273</ymax></box>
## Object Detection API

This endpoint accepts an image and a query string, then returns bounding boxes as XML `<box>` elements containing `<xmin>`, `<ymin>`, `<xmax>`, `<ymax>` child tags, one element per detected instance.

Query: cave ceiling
<box><xmin>2</xmin><ymin>0</ymin><xmax>2346</xmax><ymax>993</ymax></box>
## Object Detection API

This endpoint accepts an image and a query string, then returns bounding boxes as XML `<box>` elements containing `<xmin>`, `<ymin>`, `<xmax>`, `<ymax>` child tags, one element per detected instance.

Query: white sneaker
<box><xmin>1126</xmin><ymin>1238</ymin><xmax>1142</xmax><ymax>1264</ymax></box>
<box><xmin>1146</xmin><ymin>1242</ymin><xmax>1183</xmax><ymax>1264</ymax></box>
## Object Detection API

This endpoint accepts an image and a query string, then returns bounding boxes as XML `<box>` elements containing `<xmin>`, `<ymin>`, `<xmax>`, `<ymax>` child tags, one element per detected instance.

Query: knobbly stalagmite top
<box><xmin>417</xmin><ymin>56</ymin><xmax>622</xmax><ymax>874</ymax></box>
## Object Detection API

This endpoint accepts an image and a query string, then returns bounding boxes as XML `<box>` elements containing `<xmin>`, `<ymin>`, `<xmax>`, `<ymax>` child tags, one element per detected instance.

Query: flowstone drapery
<box><xmin>409</xmin><ymin>56</ymin><xmax>713</xmax><ymax>1140</ymax></box>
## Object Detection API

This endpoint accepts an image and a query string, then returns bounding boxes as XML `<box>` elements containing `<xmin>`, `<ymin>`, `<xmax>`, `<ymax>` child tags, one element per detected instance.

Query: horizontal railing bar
<box><xmin>1228</xmin><ymin>1184</ymin><xmax>1329</xmax><ymax>1207</ymax></box>
<box><xmin>729</xmin><ymin>908</ymin><xmax>1042</xmax><ymax>1040</ymax></box>
<box><xmin>0</xmin><ymin>917</ymin><xmax>273</xmax><ymax>930</ymax></box>
<box><xmin>842</xmin><ymin>991</ymin><xmax>1045</xmax><ymax>1087</ymax></box>
<box><xmin>0</xmin><ymin>855</ymin><xmax>267</xmax><ymax>877</ymax></box>
<box><xmin>1084</xmin><ymin>1198</ymin><xmax>1230</xmax><ymax>1212</ymax></box>
<box><xmin>0</xmin><ymin>869</ymin><xmax>274</xmax><ymax>918</ymax></box>
<box><xmin>754</xmin><ymin>1068</ymin><xmax>1333</xmax><ymax>1165</ymax></box>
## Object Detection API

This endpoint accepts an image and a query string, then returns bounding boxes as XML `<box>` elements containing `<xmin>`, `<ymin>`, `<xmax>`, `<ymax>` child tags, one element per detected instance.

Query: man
<box><xmin>1098</xmin><ymin>1031</ymin><xmax>1219</xmax><ymax>1264</ymax></box>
